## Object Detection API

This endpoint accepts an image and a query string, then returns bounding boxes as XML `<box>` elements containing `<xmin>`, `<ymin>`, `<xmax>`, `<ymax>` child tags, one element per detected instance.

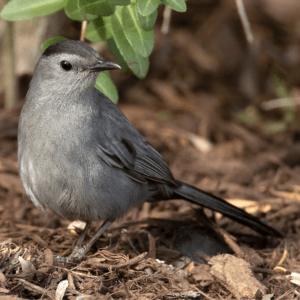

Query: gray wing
<box><xmin>94</xmin><ymin>91</ymin><xmax>179</xmax><ymax>187</ymax></box>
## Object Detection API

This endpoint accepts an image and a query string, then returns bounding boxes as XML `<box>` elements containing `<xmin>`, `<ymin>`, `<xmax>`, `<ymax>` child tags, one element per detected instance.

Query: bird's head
<box><xmin>32</xmin><ymin>40</ymin><xmax>121</xmax><ymax>94</ymax></box>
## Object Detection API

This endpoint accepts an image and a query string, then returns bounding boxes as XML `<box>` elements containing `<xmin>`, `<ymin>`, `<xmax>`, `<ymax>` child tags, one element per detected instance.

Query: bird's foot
<box><xmin>70</xmin><ymin>246</ymin><xmax>88</xmax><ymax>260</ymax></box>
<box><xmin>53</xmin><ymin>246</ymin><xmax>88</xmax><ymax>263</ymax></box>
<box><xmin>53</xmin><ymin>254</ymin><xmax>72</xmax><ymax>263</ymax></box>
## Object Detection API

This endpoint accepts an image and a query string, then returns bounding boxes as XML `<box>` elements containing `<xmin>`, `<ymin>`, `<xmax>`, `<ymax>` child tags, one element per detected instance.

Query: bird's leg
<box><xmin>53</xmin><ymin>220</ymin><xmax>112</xmax><ymax>263</ymax></box>
<box><xmin>53</xmin><ymin>221</ymin><xmax>91</xmax><ymax>263</ymax></box>
<box><xmin>71</xmin><ymin>219</ymin><xmax>112</xmax><ymax>260</ymax></box>
<box><xmin>76</xmin><ymin>221</ymin><xmax>91</xmax><ymax>248</ymax></box>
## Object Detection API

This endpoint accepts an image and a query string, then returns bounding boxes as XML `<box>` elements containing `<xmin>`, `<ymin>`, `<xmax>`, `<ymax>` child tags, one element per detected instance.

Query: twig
<box><xmin>161</xmin><ymin>6</ymin><xmax>172</xmax><ymax>34</ymax></box>
<box><xmin>235</xmin><ymin>0</ymin><xmax>253</xmax><ymax>44</ymax></box>
<box><xmin>147</xmin><ymin>231</ymin><xmax>156</xmax><ymax>259</ymax></box>
<box><xmin>56</xmin><ymin>266</ymin><xmax>107</xmax><ymax>279</ymax></box>
<box><xmin>211</xmin><ymin>222</ymin><xmax>245</xmax><ymax>257</ymax></box>
<box><xmin>85</xmin><ymin>252</ymin><xmax>148</xmax><ymax>270</ymax></box>
<box><xmin>274</xmin><ymin>242</ymin><xmax>287</xmax><ymax>271</ymax></box>
<box><xmin>196</xmin><ymin>209</ymin><xmax>245</xmax><ymax>257</ymax></box>
<box><xmin>267</xmin><ymin>154</ymin><xmax>300</xmax><ymax>182</ymax></box>
<box><xmin>2</xmin><ymin>16</ymin><xmax>18</xmax><ymax>108</ymax></box>
<box><xmin>275</xmin><ymin>288</ymin><xmax>297</xmax><ymax>300</ymax></box>
<box><xmin>253</xmin><ymin>267</ymin><xmax>279</xmax><ymax>274</ymax></box>
<box><xmin>16</xmin><ymin>279</ymin><xmax>55</xmax><ymax>298</ymax></box>
<box><xmin>261</xmin><ymin>98</ymin><xmax>300</xmax><ymax>110</ymax></box>
<box><xmin>125</xmin><ymin>233</ymin><xmax>140</xmax><ymax>256</ymax></box>
<box><xmin>0</xmin><ymin>296</ymin><xmax>29</xmax><ymax>300</ymax></box>
<box><xmin>122</xmin><ymin>279</ymin><xmax>131</xmax><ymax>300</ymax></box>
<box><xmin>195</xmin><ymin>287</ymin><xmax>217</xmax><ymax>300</ymax></box>
<box><xmin>80</xmin><ymin>20</ymin><xmax>88</xmax><ymax>41</ymax></box>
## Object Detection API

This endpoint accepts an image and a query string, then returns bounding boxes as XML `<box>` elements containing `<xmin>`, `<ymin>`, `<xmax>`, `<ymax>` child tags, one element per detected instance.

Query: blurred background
<box><xmin>1</xmin><ymin>0</ymin><xmax>300</xmax><ymax>236</ymax></box>
<box><xmin>1</xmin><ymin>0</ymin><xmax>300</xmax><ymax>296</ymax></box>
<box><xmin>1</xmin><ymin>0</ymin><xmax>300</xmax><ymax>240</ymax></box>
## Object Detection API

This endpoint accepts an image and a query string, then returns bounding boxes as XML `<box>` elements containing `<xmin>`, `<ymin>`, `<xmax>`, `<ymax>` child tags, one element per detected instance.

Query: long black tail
<box><xmin>173</xmin><ymin>181</ymin><xmax>282</xmax><ymax>237</ymax></box>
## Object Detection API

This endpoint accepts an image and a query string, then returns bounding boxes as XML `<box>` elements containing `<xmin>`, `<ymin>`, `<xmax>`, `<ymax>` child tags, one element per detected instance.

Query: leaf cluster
<box><xmin>1</xmin><ymin>0</ymin><xmax>187</xmax><ymax>102</ymax></box>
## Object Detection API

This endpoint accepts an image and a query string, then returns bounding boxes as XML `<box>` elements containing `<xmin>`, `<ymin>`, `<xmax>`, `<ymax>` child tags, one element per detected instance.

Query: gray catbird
<box><xmin>18</xmin><ymin>40</ymin><xmax>282</xmax><ymax>261</ymax></box>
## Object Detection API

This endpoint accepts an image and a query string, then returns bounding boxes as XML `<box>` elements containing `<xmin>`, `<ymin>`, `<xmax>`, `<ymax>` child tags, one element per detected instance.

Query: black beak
<box><xmin>87</xmin><ymin>59</ymin><xmax>121</xmax><ymax>72</ymax></box>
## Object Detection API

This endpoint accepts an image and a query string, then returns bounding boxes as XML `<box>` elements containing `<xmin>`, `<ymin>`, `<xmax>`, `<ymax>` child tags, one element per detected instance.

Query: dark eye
<box><xmin>60</xmin><ymin>61</ymin><xmax>72</xmax><ymax>71</ymax></box>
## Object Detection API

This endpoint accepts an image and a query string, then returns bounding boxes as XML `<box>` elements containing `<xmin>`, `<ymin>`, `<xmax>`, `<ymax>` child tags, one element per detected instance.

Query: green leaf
<box><xmin>1</xmin><ymin>0</ymin><xmax>67</xmax><ymax>21</ymax></box>
<box><xmin>106</xmin><ymin>38</ymin><xmax>128</xmax><ymax>73</ymax></box>
<box><xmin>95</xmin><ymin>71</ymin><xmax>119</xmax><ymax>104</ymax></box>
<box><xmin>270</xmin><ymin>67</ymin><xmax>290</xmax><ymax>99</ymax></box>
<box><xmin>109</xmin><ymin>0</ymin><xmax>130</xmax><ymax>4</ymax></box>
<box><xmin>41</xmin><ymin>36</ymin><xmax>67</xmax><ymax>52</ymax></box>
<box><xmin>236</xmin><ymin>105</ymin><xmax>261</xmax><ymax>127</ymax></box>
<box><xmin>79</xmin><ymin>0</ymin><xmax>115</xmax><ymax>16</ymax></box>
<box><xmin>137</xmin><ymin>0</ymin><xmax>160</xmax><ymax>16</ymax></box>
<box><xmin>263</xmin><ymin>121</ymin><xmax>286</xmax><ymax>135</ymax></box>
<box><xmin>136</xmin><ymin>6</ymin><xmax>157</xmax><ymax>30</ymax></box>
<box><xmin>102</xmin><ymin>16</ymin><xmax>113</xmax><ymax>37</ymax></box>
<box><xmin>85</xmin><ymin>17</ymin><xmax>112</xmax><ymax>42</ymax></box>
<box><xmin>122</xmin><ymin>5</ymin><xmax>154</xmax><ymax>57</ymax></box>
<box><xmin>162</xmin><ymin>0</ymin><xmax>187</xmax><ymax>12</ymax></box>
<box><xmin>65</xmin><ymin>0</ymin><xmax>97</xmax><ymax>21</ymax></box>
<box><xmin>111</xmin><ymin>7</ymin><xmax>149</xmax><ymax>78</ymax></box>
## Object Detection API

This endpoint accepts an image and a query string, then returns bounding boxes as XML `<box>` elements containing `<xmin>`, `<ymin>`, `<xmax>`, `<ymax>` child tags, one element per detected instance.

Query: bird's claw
<box><xmin>71</xmin><ymin>246</ymin><xmax>87</xmax><ymax>260</ymax></box>
<box><xmin>53</xmin><ymin>246</ymin><xmax>87</xmax><ymax>263</ymax></box>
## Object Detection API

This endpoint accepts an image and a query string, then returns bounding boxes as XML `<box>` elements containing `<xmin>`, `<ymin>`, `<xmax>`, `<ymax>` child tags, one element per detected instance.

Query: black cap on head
<box><xmin>43</xmin><ymin>40</ymin><xmax>99</xmax><ymax>58</ymax></box>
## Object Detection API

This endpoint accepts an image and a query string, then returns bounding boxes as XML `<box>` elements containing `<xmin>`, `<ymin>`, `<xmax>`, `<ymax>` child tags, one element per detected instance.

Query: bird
<box><xmin>18</xmin><ymin>40</ymin><xmax>282</xmax><ymax>261</ymax></box>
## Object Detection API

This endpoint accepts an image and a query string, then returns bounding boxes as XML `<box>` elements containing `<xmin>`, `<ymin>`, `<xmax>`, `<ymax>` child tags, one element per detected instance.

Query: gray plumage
<box><xmin>18</xmin><ymin>40</ymin><xmax>281</xmax><ymax>259</ymax></box>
